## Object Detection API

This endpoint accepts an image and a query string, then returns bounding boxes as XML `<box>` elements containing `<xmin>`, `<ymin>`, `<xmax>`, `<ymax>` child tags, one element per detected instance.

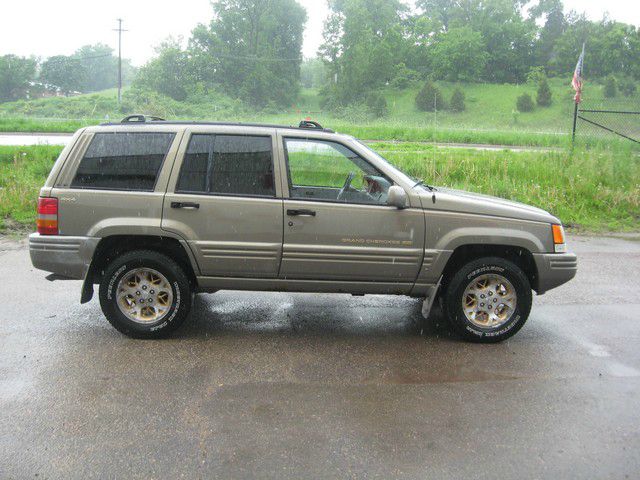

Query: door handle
<box><xmin>287</xmin><ymin>209</ymin><xmax>316</xmax><ymax>217</ymax></box>
<box><xmin>171</xmin><ymin>201</ymin><xmax>200</xmax><ymax>210</ymax></box>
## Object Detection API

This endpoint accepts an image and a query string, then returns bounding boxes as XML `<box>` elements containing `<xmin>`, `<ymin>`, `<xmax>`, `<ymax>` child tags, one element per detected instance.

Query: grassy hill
<box><xmin>0</xmin><ymin>78</ymin><xmax>632</xmax><ymax>147</ymax></box>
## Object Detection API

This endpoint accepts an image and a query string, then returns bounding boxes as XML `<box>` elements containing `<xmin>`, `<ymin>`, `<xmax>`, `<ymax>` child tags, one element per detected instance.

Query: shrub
<box><xmin>620</xmin><ymin>78</ymin><xmax>637</xmax><ymax>97</ymax></box>
<box><xmin>415</xmin><ymin>81</ymin><xmax>446</xmax><ymax>111</ymax></box>
<box><xmin>536</xmin><ymin>76</ymin><xmax>552</xmax><ymax>107</ymax></box>
<box><xmin>516</xmin><ymin>93</ymin><xmax>534</xmax><ymax>112</ymax></box>
<box><xmin>450</xmin><ymin>87</ymin><xmax>466</xmax><ymax>112</ymax></box>
<box><xmin>365</xmin><ymin>92</ymin><xmax>388</xmax><ymax>118</ymax></box>
<box><xmin>604</xmin><ymin>75</ymin><xmax>617</xmax><ymax>98</ymax></box>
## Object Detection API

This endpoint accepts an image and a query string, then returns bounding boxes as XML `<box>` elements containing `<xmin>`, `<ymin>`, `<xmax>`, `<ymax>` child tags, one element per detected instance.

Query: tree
<box><xmin>189</xmin><ymin>0</ymin><xmax>307</xmax><ymax>107</ymax></box>
<box><xmin>40</xmin><ymin>56</ymin><xmax>87</xmax><ymax>94</ymax></box>
<box><xmin>73</xmin><ymin>44</ymin><xmax>135</xmax><ymax>92</ymax></box>
<box><xmin>0</xmin><ymin>55</ymin><xmax>36</xmax><ymax>101</ymax></box>
<box><xmin>450</xmin><ymin>87</ymin><xmax>466</xmax><ymax>112</ymax></box>
<box><xmin>530</xmin><ymin>0</ymin><xmax>566</xmax><ymax>66</ymax></box>
<box><xmin>416</xmin><ymin>81</ymin><xmax>446</xmax><ymax>111</ymax></box>
<box><xmin>319</xmin><ymin>0</ymin><xmax>406</xmax><ymax>105</ymax></box>
<box><xmin>300</xmin><ymin>58</ymin><xmax>327</xmax><ymax>89</ymax></box>
<box><xmin>135</xmin><ymin>39</ymin><xmax>191</xmax><ymax>101</ymax></box>
<box><xmin>604</xmin><ymin>75</ymin><xmax>617</xmax><ymax>98</ymax></box>
<box><xmin>620</xmin><ymin>78</ymin><xmax>637</xmax><ymax>97</ymax></box>
<box><xmin>429</xmin><ymin>27</ymin><xmax>488</xmax><ymax>82</ymax></box>
<box><xmin>536</xmin><ymin>76</ymin><xmax>552</xmax><ymax>106</ymax></box>
<box><xmin>516</xmin><ymin>93</ymin><xmax>534</xmax><ymax>112</ymax></box>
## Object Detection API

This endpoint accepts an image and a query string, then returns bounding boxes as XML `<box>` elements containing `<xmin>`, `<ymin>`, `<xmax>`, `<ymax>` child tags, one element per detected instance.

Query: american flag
<box><xmin>572</xmin><ymin>43</ymin><xmax>585</xmax><ymax>103</ymax></box>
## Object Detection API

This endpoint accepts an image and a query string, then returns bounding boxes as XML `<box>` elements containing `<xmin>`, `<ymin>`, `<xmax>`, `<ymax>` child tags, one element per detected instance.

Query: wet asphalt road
<box><xmin>1</xmin><ymin>234</ymin><xmax>639</xmax><ymax>479</ymax></box>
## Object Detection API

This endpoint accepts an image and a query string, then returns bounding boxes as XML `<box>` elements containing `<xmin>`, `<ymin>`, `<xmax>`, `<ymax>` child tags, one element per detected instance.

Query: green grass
<box><xmin>1</xmin><ymin>143</ymin><xmax>637</xmax><ymax>233</ymax></box>
<box><xmin>0</xmin><ymin>145</ymin><xmax>62</xmax><ymax>231</ymax></box>
<box><xmin>0</xmin><ymin>78</ymin><xmax>633</xmax><ymax>149</ymax></box>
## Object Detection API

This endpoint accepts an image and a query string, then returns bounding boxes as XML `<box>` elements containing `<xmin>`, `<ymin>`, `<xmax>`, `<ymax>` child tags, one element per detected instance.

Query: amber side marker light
<box><xmin>36</xmin><ymin>197</ymin><xmax>58</xmax><ymax>235</ymax></box>
<box><xmin>552</xmin><ymin>224</ymin><xmax>566</xmax><ymax>253</ymax></box>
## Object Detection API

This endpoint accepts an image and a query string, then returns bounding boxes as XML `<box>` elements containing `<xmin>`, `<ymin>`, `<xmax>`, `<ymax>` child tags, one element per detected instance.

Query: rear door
<box><xmin>279</xmin><ymin>135</ymin><xmax>425</xmax><ymax>286</ymax></box>
<box><xmin>162</xmin><ymin>127</ymin><xmax>284</xmax><ymax>278</ymax></box>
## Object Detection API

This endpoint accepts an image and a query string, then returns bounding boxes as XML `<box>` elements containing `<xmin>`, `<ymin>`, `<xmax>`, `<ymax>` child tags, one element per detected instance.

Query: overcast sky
<box><xmin>1</xmin><ymin>0</ymin><xmax>638</xmax><ymax>66</ymax></box>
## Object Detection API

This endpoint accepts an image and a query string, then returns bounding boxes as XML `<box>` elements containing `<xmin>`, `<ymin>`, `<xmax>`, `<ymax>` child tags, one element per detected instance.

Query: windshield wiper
<box><xmin>412</xmin><ymin>179</ymin><xmax>436</xmax><ymax>192</ymax></box>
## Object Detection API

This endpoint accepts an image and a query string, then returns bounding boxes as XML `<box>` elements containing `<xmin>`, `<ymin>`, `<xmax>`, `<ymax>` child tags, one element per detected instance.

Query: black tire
<box><xmin>99</xmin><ymin>250</ymin><xmax>191</xmax><ymax>339</ymax></box>
<box><xmin>443</xmin><ymin>256</ymin><xmax>532</xmax><ymax>343</ymax></box>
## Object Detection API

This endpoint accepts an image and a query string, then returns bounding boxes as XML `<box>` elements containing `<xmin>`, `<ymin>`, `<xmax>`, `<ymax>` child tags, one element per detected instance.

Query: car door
<box><xmin>162</xmin><ymin>127</ymin><xmax>284</xmax><ymax>278</ymax></box>
<box><xmin>279</xmin><ymin>135</ymin><xmax>425</xmax><ymax>286</ymax></box>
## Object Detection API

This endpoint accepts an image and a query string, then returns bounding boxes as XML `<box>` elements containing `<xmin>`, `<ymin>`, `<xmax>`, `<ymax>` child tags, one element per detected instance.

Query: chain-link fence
<box><xmin>575</xmin><ymin>93</ymin><xmax>640</xmax><ymax>145</ymax></box>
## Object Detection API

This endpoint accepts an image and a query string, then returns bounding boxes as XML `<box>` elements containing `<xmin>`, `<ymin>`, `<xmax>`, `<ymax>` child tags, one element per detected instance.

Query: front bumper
<box><xmin>533</xmin><ymin>252</ymin><xmax>578</xmax><ymax>294</ymax></box>
<box><xmin>29</xmin><ymin>233</ymin><xmax>99</xmax><ymax>280</ymax></box>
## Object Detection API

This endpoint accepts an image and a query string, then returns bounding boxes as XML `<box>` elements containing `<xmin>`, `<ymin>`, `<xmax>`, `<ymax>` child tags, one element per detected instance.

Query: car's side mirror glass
<box><xmin>387</xmin><ymin>185</ymin><xmax>407</xmax><ymax>209</ymax></box>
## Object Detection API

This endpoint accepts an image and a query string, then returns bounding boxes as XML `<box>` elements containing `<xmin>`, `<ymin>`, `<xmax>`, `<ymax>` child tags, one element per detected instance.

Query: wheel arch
<box><xmin>440</xmin><ymin>244</ymin><xmax>539</xmax><ymax>293</ymax></box>
<box><xmin>81</xmin><ymin>234</ymin><xmax>199</xmax><ymax>303</ymax></box>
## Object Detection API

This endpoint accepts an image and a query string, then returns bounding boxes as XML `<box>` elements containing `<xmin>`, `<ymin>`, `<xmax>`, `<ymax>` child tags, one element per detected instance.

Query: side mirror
<box><xmin>387</xmin><ymin>185</ymin><xmax>407</xmax><ymax>209</ymax></box>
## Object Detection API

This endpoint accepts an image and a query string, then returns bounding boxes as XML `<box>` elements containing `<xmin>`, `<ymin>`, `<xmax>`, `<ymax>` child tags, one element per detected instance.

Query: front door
<box><xmin>280</xmin><ymin>137</ymin><xmax>425</xmax><ymax>285</ymax></box>
<box><xmin>162</xmin><ymin>130</ymin><xmax>283</xmax><ymax>278</ymax></box>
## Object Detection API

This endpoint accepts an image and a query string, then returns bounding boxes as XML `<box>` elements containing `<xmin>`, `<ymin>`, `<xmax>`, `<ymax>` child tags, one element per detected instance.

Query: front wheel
<box><xmin>99</xmin><ymin>250</ymin><xmax>191</xmax><ymax>338</ymax></box>
<box><xmin>443</xmin><ymin>257</ymin><xmax>532</xmax><ymax>343</ymax></box>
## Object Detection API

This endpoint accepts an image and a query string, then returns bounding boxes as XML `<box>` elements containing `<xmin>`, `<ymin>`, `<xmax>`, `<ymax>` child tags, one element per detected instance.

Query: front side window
<box><xmin>177</xmin><ymin>134</ymin><xmax>275</xmax><ymax>197</ymax></box>
<box><xmin>285</xmin><ymin>138</ymin><xmax>392</xmax><ymax>205</ymax></box>
<box><xmin>71</xmin><ymin>132</ymin><xmax>175</xmax><ymax>190</ymax></box>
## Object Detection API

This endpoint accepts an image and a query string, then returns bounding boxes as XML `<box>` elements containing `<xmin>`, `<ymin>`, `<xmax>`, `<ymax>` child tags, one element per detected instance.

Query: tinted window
<box><xmin>177</xmin><ymin>134</ymin><xmax>274</xmax><ymax>197</ymax></box>
<box><xmin>71</xmin><ymin>132</ymin><xmax>174</xmax><ymax>190</ymax></box>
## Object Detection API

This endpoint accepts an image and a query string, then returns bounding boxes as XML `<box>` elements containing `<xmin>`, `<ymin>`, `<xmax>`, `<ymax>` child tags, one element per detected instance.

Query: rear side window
<box><xmin>71</xmin><ymin>132</ymin><xmax>175</xmax><ymax>191</ymax></box>
<box><xmin>177</xmin><ymin>134</ymin><xmax>274</xmax><ymax>197</ymax></box>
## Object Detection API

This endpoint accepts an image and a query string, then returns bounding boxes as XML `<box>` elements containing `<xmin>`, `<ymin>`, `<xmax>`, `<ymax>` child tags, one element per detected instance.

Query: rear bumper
<box><xmin>29</xmin><ymin>233</ymin><xmax>99</xmax><ymax>280</ymax></box>
<box><xmin>533</xmin><ymin>252</ymin><xmax>578</xmax><ymax>294</ymax></box>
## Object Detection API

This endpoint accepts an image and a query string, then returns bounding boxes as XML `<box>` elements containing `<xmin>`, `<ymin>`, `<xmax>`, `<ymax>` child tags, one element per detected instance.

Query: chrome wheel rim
<box><xmin>462</xmin><ymin>273</ymin><xmax>517</xmax><ymax>328</ymax></box>
<box><xmin>116</xmin><ymin>268</ymin><xmax>173</xmax><ymax>324</ymax></box>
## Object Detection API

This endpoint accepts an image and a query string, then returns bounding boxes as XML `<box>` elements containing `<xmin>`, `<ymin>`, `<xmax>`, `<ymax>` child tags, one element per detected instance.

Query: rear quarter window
<box><xmin>71</xmin><ymin>132</ymin><xmax>175</xmax><ymax>190</ymax></box>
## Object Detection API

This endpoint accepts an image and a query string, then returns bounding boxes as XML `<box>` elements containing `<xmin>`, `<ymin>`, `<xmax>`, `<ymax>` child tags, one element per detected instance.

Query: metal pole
<box><xmin>572</xmin><ymin>101</ymin><xmax>578</xmax><ymax>144</ymax></box>
<box><xmin>113</xmin><ymin>19</ymin><xmax>127</xmax><ymax>105</ymax></box>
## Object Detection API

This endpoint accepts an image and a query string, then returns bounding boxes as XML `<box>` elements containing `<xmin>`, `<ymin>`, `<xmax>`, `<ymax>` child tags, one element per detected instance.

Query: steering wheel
<box><xmin>336</xmin><ymin>172</ymin><xmax>356</xmax><ymax>201</ymax></box>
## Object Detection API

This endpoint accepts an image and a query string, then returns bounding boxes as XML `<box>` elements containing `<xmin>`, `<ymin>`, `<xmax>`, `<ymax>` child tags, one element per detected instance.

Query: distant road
<box><xmin>0</xmin><ymin>131</ymin><xmax>561</xmax><ymax>152</ymax></box>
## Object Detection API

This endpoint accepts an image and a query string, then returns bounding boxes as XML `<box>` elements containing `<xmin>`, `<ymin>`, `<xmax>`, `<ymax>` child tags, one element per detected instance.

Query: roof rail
<box><xmin>120</xmin><ymin>114</ymin><xmax>166</xmax><ymax>123</ymax></box>
<box><xmin>298</xmin><ymin>120</ymin><xmax>323</xmax><ymax>129</ymax></box>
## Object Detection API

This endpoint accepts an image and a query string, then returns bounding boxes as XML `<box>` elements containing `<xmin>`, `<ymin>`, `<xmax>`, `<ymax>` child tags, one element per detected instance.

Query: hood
<box><xmin>418</xmin><ymin>186</ymin><xmax>560</xmax><ymax>224</ymax></box>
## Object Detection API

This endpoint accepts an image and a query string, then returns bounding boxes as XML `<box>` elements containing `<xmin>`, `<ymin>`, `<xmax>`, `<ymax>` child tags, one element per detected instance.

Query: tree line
<box><xmin>0</xmin><ymin>44</ymin><xmax>134</xmax><ymax>102</ymax></box>
<box><xmin>2</xmin><ymin>0</ymin><xmax>639</xmax><ymax>109</ymax></box>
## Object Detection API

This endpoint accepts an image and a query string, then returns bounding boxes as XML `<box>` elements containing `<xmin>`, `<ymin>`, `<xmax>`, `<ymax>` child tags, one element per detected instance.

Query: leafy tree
<box><xmin>189</xmin><ymin>0</ymin><xmax>307</xmax><ymax>107</ymax></box>
<box><xmin>39</xmin><ymin>56</ymin><xmax>87</xmax><ymax>94</ymax></box>
<box><xmin>135</xmin><ymin>39</ymin><xmax>191</xmax><ymax>101</ymax></box>
<box><xmin>319</xmin><ymin>0</ymin><xmax>406</xmax><ymax>105</ymax></box>
<box><xmin>536</xmin><ymin>76</ymin><xmax>552</xmax><ymax>106</ymax></box>
<box><xmin>450</xmin><ymin>87</ymin><xmax>466</xmax><ymax>112</ymax></box>
<box><xmin>416</xmin><ymin>81</ymin><xmax>446</xmax><ymax>111</ymax></box>
<box><xmin>429</xmin><ymin>27</ymin><xmax>488</xmax><ymax>82</ymax></box>
<box><xmin>604</xmin><ymin>75</ymin><xmax>617</xmax><ymax>98</ymax></box>
<box><xmin>0</xmin><ymin>55</ymin><xmax>36</xmax><ymax>101</ymax></box>
<box><xmin>516</xmin><ymin>93</ymin><xmax>534</xmax><ymax>112</ymax></box>
<box><xmin>73</xmin><ymin>44</ymin><xmax>135</xmax><ymax>92</ymax></box>
<box><xmin>530</xmin><ymin>0</ymin><xmax>566</xmax><ymax>67</ymax></box>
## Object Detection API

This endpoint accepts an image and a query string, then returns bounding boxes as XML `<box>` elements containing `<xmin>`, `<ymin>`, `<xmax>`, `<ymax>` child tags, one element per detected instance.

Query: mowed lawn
<box><xmin>1</xmin><ymin>143</ymin><xmax>637</xmax><ymax>233</ymax></box>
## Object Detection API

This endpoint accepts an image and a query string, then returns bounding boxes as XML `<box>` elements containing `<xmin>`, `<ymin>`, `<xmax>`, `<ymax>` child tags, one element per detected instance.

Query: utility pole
<box><xmin>113</xmin><ymin>19</ymin><xmax>128</xmax><ymax>104</ymax></box>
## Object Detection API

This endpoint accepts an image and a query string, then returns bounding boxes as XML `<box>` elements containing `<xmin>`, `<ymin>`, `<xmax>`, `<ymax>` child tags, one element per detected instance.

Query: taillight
<box><xmin>37</xmin><ymin>197</ymin><xmax>58</xmax><ymax>235</ymax></box>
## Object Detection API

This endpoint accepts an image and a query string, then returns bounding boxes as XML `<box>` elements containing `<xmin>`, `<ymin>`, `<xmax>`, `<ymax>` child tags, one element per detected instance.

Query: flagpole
<box><xmin>571</xmin><ymin>43</ymin><xmax>585</xmax><ymax>147</ymax></box>
<box><xmin>572</xmin><ymin>101</ymin><xmax>578</xmax><ymax>145</ymax></box>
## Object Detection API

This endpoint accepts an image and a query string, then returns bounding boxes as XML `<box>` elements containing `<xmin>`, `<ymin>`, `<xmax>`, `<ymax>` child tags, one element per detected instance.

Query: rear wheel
<box><xmin>99</xmin><ymin>250</ymin><xmax>191</xmax><ymax>338</ymax></box>
<box><xmin>443</xmin><ymin>256</ymin><xmax>532</xmax><ymax>343</ymax></box>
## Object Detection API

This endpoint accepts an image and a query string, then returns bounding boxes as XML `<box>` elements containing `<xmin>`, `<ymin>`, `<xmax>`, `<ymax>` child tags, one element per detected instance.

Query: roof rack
<box><xmin>99</xmin><ymin>117</ymin><xmax>334</xmax><ymax>133</ymax></box>
<box><xmin>120</xmin><ymin>114</ymin><xmax>166</xmax><ymax>123</ymax></box>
